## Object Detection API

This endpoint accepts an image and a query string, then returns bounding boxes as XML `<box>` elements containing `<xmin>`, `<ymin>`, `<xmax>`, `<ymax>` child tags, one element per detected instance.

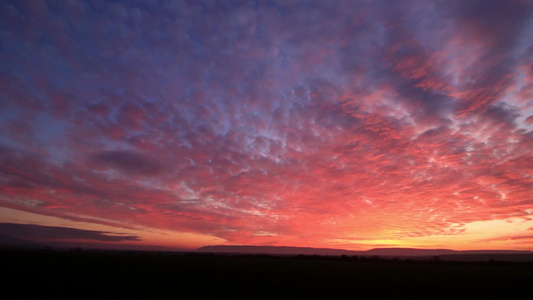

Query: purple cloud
<box><xmin>0</xmin><ymin>223</ymin><xmax>140</xmax><ymax>242</ymax></box>
<box><xmin>89</xmin><ymin>150</ymin><xmax>164</xmax><ymax>176</ymax></box>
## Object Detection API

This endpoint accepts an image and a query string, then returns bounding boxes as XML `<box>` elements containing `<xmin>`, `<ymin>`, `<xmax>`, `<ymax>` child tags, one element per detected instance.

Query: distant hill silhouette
<box><xmin>365</xmin><ymin>248</ymin><xmax>458</xmax><ymax>256</ymax></box>
<box><xmin>197</xmin><ymin>245</ymin><xmax>533</xmax><ymax>261</ymax></box>
<box><xmin>197</xmin><ymin>245</ymin><xmax>358</xmax><ymax>256</ymax></box>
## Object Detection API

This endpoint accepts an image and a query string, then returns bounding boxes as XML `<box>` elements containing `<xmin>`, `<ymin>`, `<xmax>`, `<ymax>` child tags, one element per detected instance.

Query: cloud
<box><xmin>0</xmin><ymin>0</ymin><xmax>531</xmax><ymax>250</ymax></box>
<box><xmin>89</xmin><ymin>150</ymin><xmax>164</xmax><ymax>176</ymax></box>
<box><xmin>0</xmin><ymin>223</ymin><xmax>140</xmax><ymax>242</ymax></box>
<box><xmin>477</xmin><ymin>234</ymin><xmax>533</xmax><ymax>243</ymax></box>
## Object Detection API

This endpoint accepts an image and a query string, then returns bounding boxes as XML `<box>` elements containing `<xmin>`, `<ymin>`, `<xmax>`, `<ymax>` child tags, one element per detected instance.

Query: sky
<box><xmin>0</xmin><ymin>0</ymin><xmax>532</xmax><ymax>251</ymax></box>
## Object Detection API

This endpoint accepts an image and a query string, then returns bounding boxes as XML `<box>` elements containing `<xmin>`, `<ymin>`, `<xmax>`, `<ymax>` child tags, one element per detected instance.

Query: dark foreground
<box><xmin>2</xmin><ymin>249</ymin><xmax>532</xmax><ymax>299</ymax></box>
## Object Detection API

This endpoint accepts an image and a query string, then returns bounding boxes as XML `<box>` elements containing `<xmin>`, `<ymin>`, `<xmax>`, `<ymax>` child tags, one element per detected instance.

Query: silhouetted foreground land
<box><xmin>3</xmin><ymin>249</ymin><xmax>532</xmax><ymax>299</ymax></box>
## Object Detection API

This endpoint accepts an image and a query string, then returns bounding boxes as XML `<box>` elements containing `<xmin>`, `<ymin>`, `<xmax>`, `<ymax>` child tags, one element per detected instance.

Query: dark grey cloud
<box><xmin>480</xmin><ymin>103</ymin><xmax>521</xmax><ymax>128</ymax></box>
<box><xmin>0</xmin><ymin>223</ymin><xmax>140</xmax><ymax>242</ymax></box>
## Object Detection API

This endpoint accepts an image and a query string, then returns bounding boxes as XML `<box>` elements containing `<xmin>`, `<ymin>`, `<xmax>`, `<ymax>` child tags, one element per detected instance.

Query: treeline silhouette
<box><xmin>2</xmin><ymin>248</ymin><xmax>531</xmax><ymax>299</ymax></box>
<box><xmin>190</xmin><ymin>251</ymin><xmax>533</xmax><ymax>265</ymax></box>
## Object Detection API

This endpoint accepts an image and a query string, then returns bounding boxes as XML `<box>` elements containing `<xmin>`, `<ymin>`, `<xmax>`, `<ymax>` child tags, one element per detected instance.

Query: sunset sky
<box><xmin>0</xmin><ymin>0</ymin><xmax>532</xmax><ymax>251</ymax></box>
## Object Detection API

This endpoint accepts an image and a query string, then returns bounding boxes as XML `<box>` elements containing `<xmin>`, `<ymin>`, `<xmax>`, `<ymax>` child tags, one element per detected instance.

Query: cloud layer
<box><xmin>0</xmin><ymin>223</ymin><xmax>140</xmax><ymax>242</ymax></box>
<box><xmin>0</xmin><ymin>0</ymin><xmax>532</xmax><ymax>249</ymax></box>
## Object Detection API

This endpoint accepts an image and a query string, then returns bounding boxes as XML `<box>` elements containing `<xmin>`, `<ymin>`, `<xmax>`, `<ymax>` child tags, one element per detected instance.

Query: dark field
<box><xmin>2</xmin><ymin>249</ymin><xmax>532</xmax><ymax>299</ymax></box>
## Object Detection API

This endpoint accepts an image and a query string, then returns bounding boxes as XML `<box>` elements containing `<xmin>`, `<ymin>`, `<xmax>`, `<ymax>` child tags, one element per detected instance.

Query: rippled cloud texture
<box><xmin>1</xmin><ymin>0</ymin><xmax>532</xmax><ymax>250</ymax></box>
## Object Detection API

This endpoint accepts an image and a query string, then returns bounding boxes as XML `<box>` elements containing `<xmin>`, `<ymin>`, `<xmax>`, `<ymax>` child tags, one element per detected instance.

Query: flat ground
<box><xmin>2</xmin><ymin>249</ymin><xmax>531</xmax><ymax>299</ymax></box>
